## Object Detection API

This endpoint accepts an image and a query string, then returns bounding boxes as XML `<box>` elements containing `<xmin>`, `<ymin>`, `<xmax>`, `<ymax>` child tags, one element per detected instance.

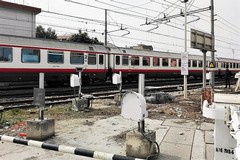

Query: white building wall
<box><xmin>0</xmin><ymin>7</ymin><xmax>35</xmax><ymax>37</ymax></box>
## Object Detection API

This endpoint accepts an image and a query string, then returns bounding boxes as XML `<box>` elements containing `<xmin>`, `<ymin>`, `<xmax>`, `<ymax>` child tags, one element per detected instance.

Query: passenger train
<box><xmin>0</xmin><ymin>34</ymin><xmax>239</xmax><ymax>86</ymax></box>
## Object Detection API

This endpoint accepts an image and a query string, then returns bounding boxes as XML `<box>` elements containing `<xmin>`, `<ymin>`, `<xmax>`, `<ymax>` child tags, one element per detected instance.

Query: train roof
<box><xmin>0</xmin><ymin>34</ymin><xmax>238</xmax><ymax>62</ymax></box>
<box><xmin>0</xmin><ymin>34</ymin><xmax>108</xmax><ymax>53</ymax></box>
<box><xmin>216</xmin><ymin>57</ymin><xmax>240</xmax><ymax>63</ymax></box>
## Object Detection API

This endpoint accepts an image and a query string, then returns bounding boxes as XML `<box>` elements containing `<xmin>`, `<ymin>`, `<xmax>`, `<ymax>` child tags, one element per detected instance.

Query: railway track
<box><xmin>0</xmin><ymin>81</ymin><xmax>227</xmax><ymax>109</ymax></box>
<box><xmin>0</xmin><ymin>78</ymin><xmax>235</xmax><ymax>110</ymax></box>
<box><xmin>0</xmin><ymin>78</ymin><xmax>201</xmax><ymax>98</ymax></box>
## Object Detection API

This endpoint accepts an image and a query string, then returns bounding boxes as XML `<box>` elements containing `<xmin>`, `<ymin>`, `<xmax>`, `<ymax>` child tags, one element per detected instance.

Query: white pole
<box><xmin>78</xmin><ymin>72</ymin><xmax>82</xmax><ymax>98</ymax></box>
<box><xmin>184</xmin><ymin>1</ymin><xmax>188</xmax><ymax>98</ymax></box>
<box><xmin>39</xmin><ymin>72</ymin><xmax>44</xmax><ymax>120</ymax></box>
<box><xmin>119</xmin><ymin>71</ymin><xmax>122</xmax><ymax>97</ymax></box>
<box><xmin>138</xmin><ymin>74</ymin><xmax>145</xmax><ymax>96</ymax></box>
<box><xmin>39</xmin><ymin>73</ymin><xmax>44</xmax><ymax>89</ymax></box>
<box><xmin>203</xmin><ymin>51</ymin><xmax>206</xmax><ymax>87</ymax></box>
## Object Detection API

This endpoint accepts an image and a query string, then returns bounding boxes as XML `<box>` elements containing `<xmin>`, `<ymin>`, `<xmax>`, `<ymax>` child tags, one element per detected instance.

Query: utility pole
<box><xmin>210</xmin><ymin>0</ymin><xmax>215</xmax><ymax>88</ymax></box>
<box><xmin>183</xmin><ymin>0</ymin><xmax>188</xmax><ymax>99</ymax></box>
<box><xmin>105</xmin><ymin>9</ymin><xmax>107</xmax><ymax>46</ymax></box>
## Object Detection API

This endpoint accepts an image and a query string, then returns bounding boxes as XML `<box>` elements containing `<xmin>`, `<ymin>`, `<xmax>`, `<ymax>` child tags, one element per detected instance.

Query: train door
<box><xmin>113</xmin><ymin>55</ymin><xmax>121</xmax><ymax>71</ymax></box>
<box><xmin>96</xmin><ymin>54</ymin><xmax>105</xmax><ymax>81</ymax></box>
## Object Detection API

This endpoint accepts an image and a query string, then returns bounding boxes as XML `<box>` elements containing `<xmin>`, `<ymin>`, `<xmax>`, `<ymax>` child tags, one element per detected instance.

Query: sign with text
<box><xmin>181</xmin><ymin>52</ymin><xmax>189</xmax><ymax>75</ymax></box>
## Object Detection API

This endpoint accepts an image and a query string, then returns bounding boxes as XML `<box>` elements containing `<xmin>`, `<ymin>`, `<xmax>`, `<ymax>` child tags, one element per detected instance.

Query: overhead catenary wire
<box><xmin>103</xmin><ymin>1</ymin><xmax>240</xmax><ymax>49</ymax></box>
<box><xmin>105</xmin><ymin>0</ymin><xmax>156</xmax><ymax>13</ymax></box>
<box><xmin>64</xmin><ymin>0</ymin><xmax>240</xmax><ymax>49</ymax></box>
<box><xmin>4</xmin><ymin>0</ymin><xmax>240</xmax><ymax>58</ymax></box>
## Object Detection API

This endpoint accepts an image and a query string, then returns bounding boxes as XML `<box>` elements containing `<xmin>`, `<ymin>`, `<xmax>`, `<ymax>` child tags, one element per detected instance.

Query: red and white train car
<box><xmin>0</xmin><ymin>34</ymin><xmax>239</xmax><ymax>86</ymax></box>
<box><xmin>0</xmin><ymin>34</ymin><xmax>108</xmax><ymax>85</ymax></box>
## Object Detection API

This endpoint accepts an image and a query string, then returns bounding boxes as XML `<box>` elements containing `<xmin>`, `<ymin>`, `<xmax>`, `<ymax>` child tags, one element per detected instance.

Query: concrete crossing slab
<box><xmin>162</xmin><ymin>119</ymin><xmax>197</xmax><ymax>129</ymax></box>
<box><xmin>0</xmin><ymin>116</ymin><xmax>214</xmax><ymax>160</ymax></box>
<box><xmin>200</xmin><ymin>122</ymin><xmax>214</xmax><ymax>131</ymax></box>
<box><xmin>159</xmin><ymin>142</ymin><xmax>192</xmax><ymax>160</ymax></box>
<box><xmin>206</xmin><ymin>144</ymin><xmax>214</xmax><ymax>160</ymax></box>
<box><xmin>163</xmin><ymin>127</ymin><xmax>195</xmax><ymax>145</ymax></box>
<box><xmin>205</xmin><ymin>130</ymin><xmax>214</xmax><ymax>144</ymax></box>
<box><xmin>191</xmin><ymin>130</ymin><xmax>205</xmax><ymax>160</ymax></box>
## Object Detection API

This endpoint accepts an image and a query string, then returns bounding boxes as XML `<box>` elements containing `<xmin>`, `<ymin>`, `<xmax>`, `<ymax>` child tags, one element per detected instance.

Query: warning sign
<box><xmin>209</xmin><ymin>62</ymin><xmax>215</xmax><ymax>68</ymax></box>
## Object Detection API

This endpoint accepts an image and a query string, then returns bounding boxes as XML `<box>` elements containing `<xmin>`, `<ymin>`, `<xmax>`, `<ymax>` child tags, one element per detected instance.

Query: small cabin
<box><xmin>0</xmin><ymin>1</ymin><xmax>41</xmax><ymax>37</ymax></box>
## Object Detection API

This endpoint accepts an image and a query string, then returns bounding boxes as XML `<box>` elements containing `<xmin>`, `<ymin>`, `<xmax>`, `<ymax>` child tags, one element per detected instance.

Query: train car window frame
<box><xmin>21</xmin><ymin>48</ymin><xmax>40</xmax><ymax>63</ymax></box>
<box><xmin>0</xmin><ymin>47</ymin><xmax>12</xmax><ymax>62</ymax></box>
<box><xmin>122</xmin><ymin>55</ymin><xmax>128</xmax><ymax>66</ymax></box>
<box><xmin>48</xmin><ymin>51</ymin><xmax>64</xmax><ymax>64</ymax></box>
<box><xmin>198</xmin><ymin>60</ymin><xmax>203</xmax><ymax>68</ymax></box>
<box><xmin>221</xmin><ymin>62</ymin><xmax>224</xmax><ymax>68</ymax></box>
<box><xmin>89</xmin><ymin>47</ymin><xmax>94</xmax><ymax>51</ymax></box>
<box><xmin>162</xmin><ymin>58</ymin><xmax>169</xmax><ymax>67</ymax></box>
<box><xmin>153</xmin><ymin>57</ymin><xmax>159</xmax><ymax>66</ymax></box>
<box><xmin>233</xmin><ymin>63</ymin><xmax>236</xmax><ymax>68</ymax></box>
<box><xmin>192</xmin><ymin>60</ymin><xmax>197</xmax><ymax>67</ymax></box>
<box><xmin>224</xmin><ymin>62</ymin><xmax>227</xmax><ymax>68</ymax></box>
<box><xmin>178</xmin><ymin>59</ymin><xmax>181</xmax><ymax>67</ymax></box>
<box><xmin>99</xmin><ymin>54</ymin><xmax>104</xmax><ymax>65</ymax></box>
<box><xmin>115</xmin><ymin>55</ymin><xmax>120</xmax><ymax>65</ymax></box>
<box><xmin>88</xmin><ymin>53</ymin><xmax>96</xmax><ymax>65</ymax></box>
<box><xmin>170</xmin><ymin>59</ymin><xmax>177</xmax><ymax>67</ymax></box>
<box><xmin>70</xmin><ymin>52</ymin><xmax>84</xmax><ymax>64</ymax></box>
<box><xmin>131</xmin><ymin>56</ymin><xmax>139</xmax><ymax>66</ymax></box>
<box><xmin>143</xmin><ymin>56</ymin><xmax>150</xmax><ymax>66</ymax></box>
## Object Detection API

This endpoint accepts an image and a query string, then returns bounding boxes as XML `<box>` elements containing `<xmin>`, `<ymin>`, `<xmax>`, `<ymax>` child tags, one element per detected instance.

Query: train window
<box><xmin>70</xmin><ymin>52</ymin><xmax>84</xmax><ymax>64</ymax></box>
<box><xmin>88</xmin><ymin>54</ymin><xmax>96</xmax><ymax>65</ymax></box>
<box><xmin>89</xmin><ymin>47</ymin><xmax>94</xmax><ymax>51</ymax></box>
<box><xmin>178</xmin><ymin>59</ymin><xmax>181</xmax><ymax>67</ymax></box>
<box><xmin>171</xmin><ymin>59</ymin><xmax>177</xmax><ymax>67</ymax></box>
<box><xmin>192</xmin><ymin>60</ymin><xmax>197</xmax><ymax>67</ymax></box>
<box><xmin>21</xmin><ymin>48</ymin><xmax>40</xmax><ymax>63</ymax></box>
<box><xmin>233</xmin><ymin>63</ymin><xmax>236</xmax><ymax>68</ymax></box>
<box><xmin>198</xmin><ymin>61</ymin><xmax>202</xmax><ymax>67</ymax></box>
<box><xmin>153</xmin><ymin>57</ymin><xmax>159</xmax><ymax>66</ymax></box>
<box><xmin>230</xmin><ymin>63</ymin><xmax>233</xmax><ymax>68</ymax></box>
<box><xmin>143</xmin><ymin>57</ymin><xmax>150</xmax><ymax>66</ymax></box>
<box><xmin>48</xmin><ymin>51</ymin><xmax>64</xmax><ymax>63</ymax></box>
<box><xmin>131</xmin><ymin>56</ymin><xmax>139</xmax><ymax>66</ymax></box>
<box><xmin>188</xmin><ymin>60</ymin><xmax>191</xmax><ymax>67</ymax></box>
<box><xmin>122</xmin><ymin>55</ymin><xmax>128</xmax><ymax>66</ymax></box>
<box><xmin>0</xmin><ymin>47</ymin><xmax>12</xmax><ymax>62</ymax></box>
<box><xmin>99</xmin><ymin>54</ymin><xmax>104</xmax><ymax>65</ymax></box>
<box><xmin>226</xmin><ymin>63</ymin><xmax>229</xmax><ymax>68</ymax></box>
<box><xmin>116</xmin><ymin>56</ymin><xmax>120</xmax><ymax>65</ymax></box>
<box><xmin>221</xmin><ymin>62</ymin><xmax>224</xmax><ymax>68</ymax></box>
<box><xmin>224</xmin><ymin>62</ymin><xmax>227</xmax><ymax>68</ymax></box>
<box><xmin>122</xmin><ymin>50</ymin><xmax>126</xmax><ymax>53</ymax></box>
<box><xmin>162</xmin><ymin>58</ymin><xmax>168</xmax><ymax>67</ymax></box>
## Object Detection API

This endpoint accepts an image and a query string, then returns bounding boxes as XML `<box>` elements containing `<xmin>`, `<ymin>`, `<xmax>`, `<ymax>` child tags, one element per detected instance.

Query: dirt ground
<box><xmin>0</xmin><ymin>89</ymin><xmax>214</xmax><ymax>138</ymax></box>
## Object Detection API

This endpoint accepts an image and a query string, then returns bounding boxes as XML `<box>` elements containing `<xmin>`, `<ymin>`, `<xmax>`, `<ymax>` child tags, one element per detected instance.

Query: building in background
<box><xmin>0</xmin><ymin>1</ymin><xmax>41</xmax><ymax>37</ymax></box>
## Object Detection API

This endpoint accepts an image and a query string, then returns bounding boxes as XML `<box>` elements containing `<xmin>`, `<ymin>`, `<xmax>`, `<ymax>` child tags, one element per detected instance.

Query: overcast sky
<box><xmin>5</xmin><ymin>0</ymin><xmax>240</xmax><ymax>59</ymax></box>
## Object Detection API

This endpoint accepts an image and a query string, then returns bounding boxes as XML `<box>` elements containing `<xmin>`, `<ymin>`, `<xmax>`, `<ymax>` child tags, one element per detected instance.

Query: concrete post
<box><xmin>138</xmin><ymin>74</ymin><xmax>145</xmax><ymax>96</ymax></box>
